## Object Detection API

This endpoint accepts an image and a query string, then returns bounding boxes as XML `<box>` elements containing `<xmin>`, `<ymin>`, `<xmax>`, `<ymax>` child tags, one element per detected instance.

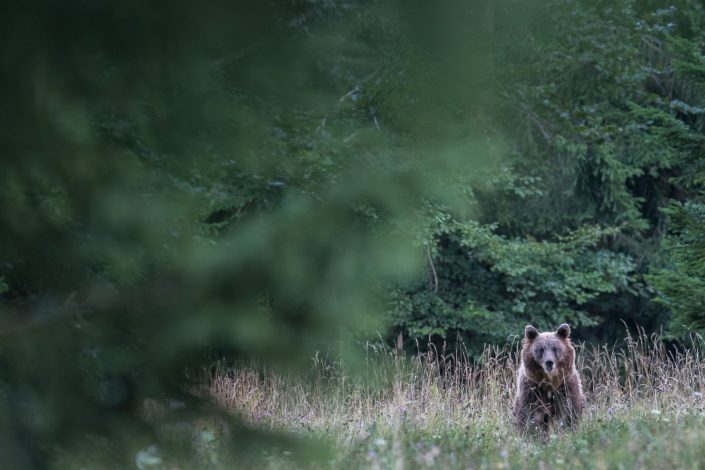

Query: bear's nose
<box><xmin>545</xmin><ymin>360</ymin><xmax>554</xmax><ymax>370</ymax></box>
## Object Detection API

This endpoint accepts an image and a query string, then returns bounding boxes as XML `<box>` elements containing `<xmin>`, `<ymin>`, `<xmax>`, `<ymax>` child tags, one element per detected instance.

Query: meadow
<box><xmin>203</xmin><ymin>331</ymin><xmax>705</xmax><ymax>469</ymax></box>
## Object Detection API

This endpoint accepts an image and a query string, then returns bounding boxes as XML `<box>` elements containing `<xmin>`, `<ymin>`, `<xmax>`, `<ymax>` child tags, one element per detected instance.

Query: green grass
<box><xmin>323</xmin><ymin>409</ymin><xmax>705</xmax><ymax>470</ymax></box>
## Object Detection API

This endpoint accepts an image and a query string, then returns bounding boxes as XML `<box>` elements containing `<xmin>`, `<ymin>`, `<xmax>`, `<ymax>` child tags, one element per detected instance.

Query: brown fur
<box><xmin>513</xmin><ymin>324</ymin><xmax>585</xmax><ymax>435</ymax></box>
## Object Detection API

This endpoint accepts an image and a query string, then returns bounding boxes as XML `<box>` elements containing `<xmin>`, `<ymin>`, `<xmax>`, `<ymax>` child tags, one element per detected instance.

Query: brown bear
<box><xmin>513</xmin><ymin>323</ymin><xmax>585</xmax><ymax>434</ymax></box>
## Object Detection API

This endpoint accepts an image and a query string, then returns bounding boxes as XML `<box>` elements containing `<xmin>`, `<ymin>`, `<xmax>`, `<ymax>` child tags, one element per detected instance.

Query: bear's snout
<box><xmin>544</xmin><ymin>360</ymin><xmax>554</xmax><ymax>371</ymax></box>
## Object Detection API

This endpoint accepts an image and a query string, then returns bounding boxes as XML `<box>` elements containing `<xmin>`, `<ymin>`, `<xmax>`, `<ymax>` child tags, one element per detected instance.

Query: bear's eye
<box><xmin>552</xmin><ymin>347</ymin><xmax>557</xmax><ymax>354</ymax></box>
<box><xmin>537</xmin><ymin>347</ymin><xmax>544</xmax><ymax>356</ymax></box>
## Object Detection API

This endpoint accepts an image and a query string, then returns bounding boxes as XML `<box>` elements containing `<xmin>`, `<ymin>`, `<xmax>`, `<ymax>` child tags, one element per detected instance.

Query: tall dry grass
<box><xmin>206</xmin><ymin>329</ymin><xmax>705</xmax><ymax>445</ymax></box>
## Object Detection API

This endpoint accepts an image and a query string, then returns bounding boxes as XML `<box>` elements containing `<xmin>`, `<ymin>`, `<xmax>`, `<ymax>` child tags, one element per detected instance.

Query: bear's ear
<box><xmin>557</xmin><ymin>323</ymin><xmax>570</xmax><ymax>339</ymax></box>
<box><xmin>525</xmin><ymin>325</ymin><xmax>539</xmax><ymax>341</ymax></box>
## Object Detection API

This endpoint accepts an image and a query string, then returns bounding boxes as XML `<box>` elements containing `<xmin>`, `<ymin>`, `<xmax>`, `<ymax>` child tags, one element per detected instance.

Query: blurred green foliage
<box><xmin>0</xmin><ymin>0</ymin><xmax>502</xmax><ymax>466</ymax></box>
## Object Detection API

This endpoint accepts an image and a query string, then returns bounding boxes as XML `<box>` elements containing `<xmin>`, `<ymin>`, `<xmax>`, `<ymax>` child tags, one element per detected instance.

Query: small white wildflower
<box><xmin>135</xmin><ymin>445</ymin><xmax>161</xmax><ymax>470</ymax></box>
<box><xmin>693</xmin><ymin>392</ymin><xmax>703</xmax><ymax>398</ymax></box>
<box><xmin>651</xmin><ymin>409</ymin><xmax>661</xmax><ymax>415</ymax></box>
<box><xmin>373</xmin><ymin>438</ymin><xmax>387</xmax><ymax>447</ymax></box>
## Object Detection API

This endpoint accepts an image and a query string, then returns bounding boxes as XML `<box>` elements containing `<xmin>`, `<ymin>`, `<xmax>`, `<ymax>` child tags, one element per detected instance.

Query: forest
<box><xmin>3</xmin><ymin>0</ymin><xmax>705</xmax><ymax>468</ymax></box>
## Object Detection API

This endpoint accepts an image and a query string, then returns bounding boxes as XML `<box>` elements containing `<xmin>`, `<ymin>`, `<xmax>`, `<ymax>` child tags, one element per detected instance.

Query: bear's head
<box><xmin>523</xmin><ymin>323</ymin><xmax>574</xmax><ymax>377</ymax></box>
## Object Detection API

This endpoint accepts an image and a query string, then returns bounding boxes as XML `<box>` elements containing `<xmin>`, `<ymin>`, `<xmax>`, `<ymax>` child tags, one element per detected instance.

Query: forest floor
<box><xmin>194</xmin><ymin>331</ymin><xmax>705</xmax><ymax>469</ymax></box>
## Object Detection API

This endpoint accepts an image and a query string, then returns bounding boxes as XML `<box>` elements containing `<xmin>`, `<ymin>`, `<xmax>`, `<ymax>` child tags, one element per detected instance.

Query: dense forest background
<box><xmin>3</xmin><ymin>0</ymin><xmax>705</xmax><ymax>466</ymax></box>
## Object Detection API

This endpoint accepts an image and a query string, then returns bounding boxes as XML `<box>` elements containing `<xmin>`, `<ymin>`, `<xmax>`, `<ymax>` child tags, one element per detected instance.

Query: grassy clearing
<box><xmin>206</xmin><ymin>331</ymin><xmax>705</xmax><ymax>469</ymax></box>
